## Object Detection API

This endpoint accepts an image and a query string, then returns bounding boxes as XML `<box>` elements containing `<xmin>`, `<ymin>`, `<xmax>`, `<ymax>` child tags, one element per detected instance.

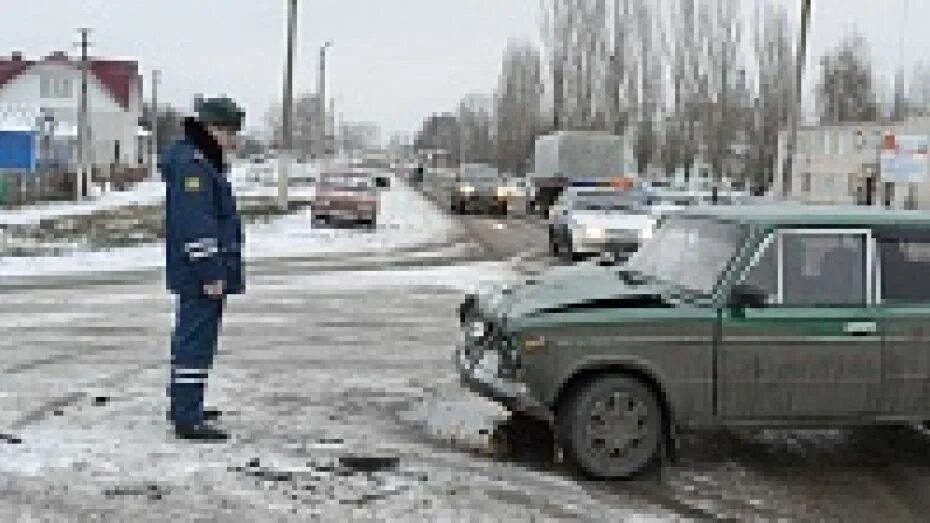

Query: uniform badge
<box><xmin>184</xmin><ymin>175</ymin><xmax>201</xmax><ymax>192</ymax></box>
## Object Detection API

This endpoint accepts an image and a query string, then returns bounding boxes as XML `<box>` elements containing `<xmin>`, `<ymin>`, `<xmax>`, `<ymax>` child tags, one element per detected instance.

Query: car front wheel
<box><xmin>558</xmin><ymin>374</ymin><xmax>662</xmax><ymax>479</ymax></box>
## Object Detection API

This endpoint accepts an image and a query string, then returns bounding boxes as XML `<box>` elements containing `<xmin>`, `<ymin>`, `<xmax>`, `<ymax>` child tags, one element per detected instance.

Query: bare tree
<box><xmin>457</xmin><ymin>93</ymin><xmax>495</xmax><ymax>164</ymax></box>
<box><xmin>629</xmin><ymin>1</ymin><xmax>666</xmax><ymax>175</ymax></box>
<box><xmin>141</xmin><ymin>103</ymin><xmax>183</xmax><ymax>153</ymax></box>
<box><xmin>495</xmin><ymin>40</ymin><xmax>543</xmax><ymax>174</ymax></box>
<box><xmin>816</xmin><ymin>30</ymin><xmax>879</xmax><ymax>124</ymax></box>
<box><xmin>540</xmin><ymin>0</ymin><xmax>567</xmax><ymax>130</ymax></box>
<box><xmin>905</xmin><ymin>61</ymin><xmax>930</xmax><ymax>118</ymax></box>
<box><xmin>747</xmin><ymin>1</ymin><xmax>794</xmax><ymax>194</ymax></box>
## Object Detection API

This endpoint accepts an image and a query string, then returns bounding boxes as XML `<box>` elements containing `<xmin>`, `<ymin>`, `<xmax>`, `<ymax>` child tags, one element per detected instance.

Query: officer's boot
<box><xmin>174</xmin><ymin>423</ymin><xmax>229</xmax><ymax>442</ymax></box>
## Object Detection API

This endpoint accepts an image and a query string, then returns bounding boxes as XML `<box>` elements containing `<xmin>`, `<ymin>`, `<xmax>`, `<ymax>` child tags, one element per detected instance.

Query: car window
<box><xmin>782</xmin><ymin>233</ymin><xmax>867</xmax><ymax>306</ymax></box>
<box><xmin>879</xmin><ymin>235</ymin><xmax>930</xmax><ymax>303</ymax></box>
<box><xmin>627</xmin><ymin>218</ymin><xmax>746</xmax><ymax>294</ymax></box>
<box><xmin>741</xmin><ymin>236</ymin><xmax>778</xmax><ymax>304</ymax></box>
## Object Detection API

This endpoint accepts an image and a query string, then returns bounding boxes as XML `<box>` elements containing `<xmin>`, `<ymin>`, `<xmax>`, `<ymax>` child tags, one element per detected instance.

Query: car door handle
<box><xmin>844</xmin><ymin>321</ymin><xmax>877</xmax><ymax>336</ymax></box>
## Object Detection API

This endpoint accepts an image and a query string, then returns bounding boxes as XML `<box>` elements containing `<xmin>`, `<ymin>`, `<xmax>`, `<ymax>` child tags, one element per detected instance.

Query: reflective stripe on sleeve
<box><xmin>173</xmin><ymin>368</ymin><xmax>208</xmax><ymax>377</ymax></box>
<box><xmin>184</xmin><ymin>238</ymin><xmax>219</xmax><ymax>260</ymax></box>
<box><xmin>172</xmin><ymin>377</ymin><xmax>206</xmax><ymax>385</ymax></box>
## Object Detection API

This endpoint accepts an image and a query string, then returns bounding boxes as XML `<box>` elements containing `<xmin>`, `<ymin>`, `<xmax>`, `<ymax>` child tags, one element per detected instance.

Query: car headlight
<box><xmin>469</xmin><ymin>320</ymin><xmax>487</xmax><ymax>339</ymax></box>
<box><xmin>584</xmin><ymin>226</ymin><xmax>605</xmax><ymax>240</ymax></box>
<box><xmin>458</xmin><ymin>184</ymin><xmax>475</xmax><ymax>193</ymax></box>
<box><xmin>496</xmin><ymin>186</ymin><xmax>516</xmax><ymax>198</ymax></box>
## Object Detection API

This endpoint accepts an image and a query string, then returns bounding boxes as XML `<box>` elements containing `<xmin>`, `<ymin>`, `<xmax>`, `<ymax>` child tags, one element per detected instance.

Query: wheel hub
<box><xmin>584</xmin><ymin>391</ymin><xmax>649</xmax><ymax>459</ymax></box>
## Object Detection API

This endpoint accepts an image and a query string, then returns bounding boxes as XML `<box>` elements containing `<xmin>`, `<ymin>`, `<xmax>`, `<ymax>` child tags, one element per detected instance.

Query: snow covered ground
<box><xmin>0</xmin><ymin>181</ymin><xmax>455</xmax><ymax>279</ymax></box>
<box><xmin>0</xmin><ymin>181</ymin><xmax>166</xmax><ymax>227</ymax></box>
<box><xmin>0</xmin><ymin>160</ymin><xmax>315</xmax><ymax>229</ymax></box>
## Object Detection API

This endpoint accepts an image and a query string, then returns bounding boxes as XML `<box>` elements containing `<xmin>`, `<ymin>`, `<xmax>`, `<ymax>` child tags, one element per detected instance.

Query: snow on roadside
<box><xmin>0</xmin><ymin>160</ymin><xmax>314</xmax><ymax>228</ymax></box>
<box><xmin>0</xmin><ymin>181</ymin><xmax>165</xmax><ymax>227</ymax></box>
<box><xmin>0</xmin><ymin>182</ymin><xmax>455</xmax><ymax>278</ymax></box>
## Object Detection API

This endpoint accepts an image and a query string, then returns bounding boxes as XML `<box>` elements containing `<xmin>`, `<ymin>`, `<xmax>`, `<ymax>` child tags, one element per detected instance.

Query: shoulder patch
<box><xmin>184</xmin><ymin>174</ymin><xmax>202</xmax><ymax>192</ymax></box>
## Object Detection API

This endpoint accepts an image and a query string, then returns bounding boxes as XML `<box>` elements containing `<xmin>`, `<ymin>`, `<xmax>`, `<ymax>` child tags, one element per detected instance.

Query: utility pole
<box><xmin>782</xmin><ymin>0</ymin><xmax>812</xmax><ymax>199</ymax></box>
<box><xmin>278</xmin><ymin>0</ymin><xmax>297</xmax><ymax>211</ymax></box>
<box><xmin>76</xmin><ymin>28</ymin><xmax>92</xmax><ymax>201</ymax></box>
<box><xmin>318</xmin><ymin>41</ymin><xmax>333</xmax><ymax>161</ymax></box>
<box><xmin>151</xmin><ymin>69</ymin><xmax>160</xmax><ymax>181</ymax></box>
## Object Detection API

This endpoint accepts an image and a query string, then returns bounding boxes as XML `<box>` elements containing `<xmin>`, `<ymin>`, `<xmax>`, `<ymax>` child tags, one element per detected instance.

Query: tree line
<box><xmin>416</xmin><ymin>0</ymin><xmax>930</xmax><ymax>195</ymax></box>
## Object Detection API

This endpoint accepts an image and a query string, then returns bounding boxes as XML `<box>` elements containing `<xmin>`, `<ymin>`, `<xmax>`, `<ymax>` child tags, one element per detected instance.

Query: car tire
<box><xmin>557</xmin><ymin>374</ymin><xmax>662</xmax><ymax>479</ymax></box>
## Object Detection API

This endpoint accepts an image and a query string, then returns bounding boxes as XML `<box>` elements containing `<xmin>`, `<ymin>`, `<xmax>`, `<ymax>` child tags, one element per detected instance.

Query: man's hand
<box><xmin>203</xmin><ymin>280</ymin><xmax>225</xmax><ymax>298</ymax></box>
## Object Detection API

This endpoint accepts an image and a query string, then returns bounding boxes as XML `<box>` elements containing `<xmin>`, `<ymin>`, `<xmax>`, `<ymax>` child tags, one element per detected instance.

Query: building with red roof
<box><xmin>0</xmin><ymin>50</ymin><xmax>148</xmax><ymax>180</ymax></box>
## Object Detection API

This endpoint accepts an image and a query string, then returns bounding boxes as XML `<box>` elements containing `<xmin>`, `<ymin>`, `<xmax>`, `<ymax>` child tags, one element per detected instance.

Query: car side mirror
<box><xmin>728</xmin><ymin>284</ymin><xmax>767</xmax><ymax>309</ymax></box>
<box><xmin>375</xmin><ymin>176</ymin><xmax>390</xmax><ymax>188</ymax></box>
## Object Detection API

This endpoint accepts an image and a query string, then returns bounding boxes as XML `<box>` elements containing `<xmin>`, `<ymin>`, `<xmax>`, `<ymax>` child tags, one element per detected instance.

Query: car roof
<box><xmin>679</xmin><ymin>203</ymin><xmax>930</xmax><ymax>227</ymax></box>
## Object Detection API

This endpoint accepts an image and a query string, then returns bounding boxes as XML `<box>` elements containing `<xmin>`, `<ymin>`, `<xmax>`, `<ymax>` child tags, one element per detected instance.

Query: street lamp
<box><xmin>278</xmin><ymin>0</ymin><xmax>297</xmax><ymax>211</ymax></box>
<box><xmin>318</xmin><ymin>41</ymin><xmax>333</xmax><ymax>161</ymax></box>
<box><xmin>782</xmin><ymin>0</ymin><xmax>813</xmax><ymax>199</ymax></box>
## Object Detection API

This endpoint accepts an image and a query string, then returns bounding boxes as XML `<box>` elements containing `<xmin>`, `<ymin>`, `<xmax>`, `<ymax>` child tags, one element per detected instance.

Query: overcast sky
<box><xmin>2</xmin><ymin>1</ymin><xmax>928</xmax><ymax>141</ymax></box>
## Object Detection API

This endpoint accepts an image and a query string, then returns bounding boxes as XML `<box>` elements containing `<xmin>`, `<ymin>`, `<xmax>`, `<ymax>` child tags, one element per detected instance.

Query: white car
<box><xmin>548</xmin><ymin>187</ymin><xmax>657</xmax><ymax>263</ymax></box>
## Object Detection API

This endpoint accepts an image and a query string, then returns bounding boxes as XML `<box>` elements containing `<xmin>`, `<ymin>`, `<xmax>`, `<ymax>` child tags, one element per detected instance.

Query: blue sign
<box><xmin>0</xmin><ymin>130</ymin><xmax>36</xmax><ymax>172</ymax></box>
<box><xmin>881</xmin><ymin>134</ymin><xmax>928</xmax><ymax>184</ymax></box>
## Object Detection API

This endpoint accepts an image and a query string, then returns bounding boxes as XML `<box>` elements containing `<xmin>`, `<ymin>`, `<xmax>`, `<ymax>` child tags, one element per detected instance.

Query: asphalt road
<box><xmin>3</xmin><ymin>181</ymin><xmax>930</xmax><ymax>521</ymax></box>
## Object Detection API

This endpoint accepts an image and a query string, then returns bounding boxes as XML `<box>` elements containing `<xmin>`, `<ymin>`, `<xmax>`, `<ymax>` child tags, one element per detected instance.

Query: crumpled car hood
<box><xmin>479</xmin><ymin>263</ymin><xmax>668</xmax><ymax>321</ymax></box>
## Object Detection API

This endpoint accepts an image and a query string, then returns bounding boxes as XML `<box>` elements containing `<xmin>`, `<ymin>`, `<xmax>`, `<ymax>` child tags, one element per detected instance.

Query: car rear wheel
<box><xmin>558</xmin><ymin>374</ymin><xmax>662</xmax><ymax>479</ymax></box>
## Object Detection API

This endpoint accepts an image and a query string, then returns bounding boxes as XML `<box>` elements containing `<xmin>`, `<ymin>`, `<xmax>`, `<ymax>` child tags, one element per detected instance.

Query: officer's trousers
<box><xmin>168</xmin><ymin>294</ymin><xmax>225</xmax><ymax>427</ymax></box>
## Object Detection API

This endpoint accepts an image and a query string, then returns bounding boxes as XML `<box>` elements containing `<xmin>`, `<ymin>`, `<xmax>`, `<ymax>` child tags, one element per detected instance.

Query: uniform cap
<box><xmin>194</xmin><ymin>95</ymin><xmax>245</xmax><ymax>132</ymax></box>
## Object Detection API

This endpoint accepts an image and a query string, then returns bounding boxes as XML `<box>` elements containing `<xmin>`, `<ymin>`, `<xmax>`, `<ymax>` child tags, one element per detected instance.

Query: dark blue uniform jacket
<box><xmin>161</xmin><ymin>130</ymin><xmax>244</xmax><ymax>297</ymax></box>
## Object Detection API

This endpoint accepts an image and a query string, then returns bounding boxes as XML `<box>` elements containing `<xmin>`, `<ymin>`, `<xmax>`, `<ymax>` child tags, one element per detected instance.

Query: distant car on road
<box><xmin>548</xmin><ymin>185</ymin><xmax>657</xmax><ymax>263</ymax></box>
<box><xmin>457</xmin><ymin>205</ymin><xmax>930</xmax><ymax>479</ymax></box>
<box><xmin>311</xmin><ymin>172</ymin><xmax>379</xmax><ymax>229</ymax></box>
<box><xmin>450</xmin><ymin>164</ymin><xmax>510</xmax><ymax>215</ymax></box>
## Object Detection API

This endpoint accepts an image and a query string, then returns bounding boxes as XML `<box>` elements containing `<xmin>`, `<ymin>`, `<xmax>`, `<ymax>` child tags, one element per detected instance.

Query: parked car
<box><xmin>456</xmin><ymin>204</ymin><xmax>930</xmax><ymax>479</ymax></box>
<box><xmin>311</xmin><ymin>172</ymin><xmax>379</xmax><ymax>229</ymax></box>
<box><xmin>548</xmin><ymin>185</ymin><xmax>657</xmax><ymax>263</ymax></box>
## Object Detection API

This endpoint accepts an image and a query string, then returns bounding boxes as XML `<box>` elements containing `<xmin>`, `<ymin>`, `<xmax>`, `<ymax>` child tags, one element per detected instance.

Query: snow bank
<box><xmin>0</xmin><ymin>182</ymin><xmax>455</xmax><ymax>278</ymax></box>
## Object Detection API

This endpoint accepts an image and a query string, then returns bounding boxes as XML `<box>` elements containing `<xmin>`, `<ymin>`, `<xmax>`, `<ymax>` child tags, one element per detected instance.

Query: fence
<box><xmin>0</xmin><ymin>165</ymin><xmax>151</xmax><ymax>207</ymax></box>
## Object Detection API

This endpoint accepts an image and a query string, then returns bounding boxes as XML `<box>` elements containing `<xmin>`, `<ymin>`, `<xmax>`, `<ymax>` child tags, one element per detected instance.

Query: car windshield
<box><xmin>320</xmin><ymin>175</ymin><xmax>372</xmax><ymax>190</ymax></box>
<box><xmin>624</xmin><ymin>217</ymin><xmax>747</xmax><ymax>295</ymax></box>
<box><xmin>458</xmin><ymin>173</ymin><xmax>500</xmax><ymax>185</ymax></box>
<box><xmin>571</xmin><ymin>191</ymin><xmax>640</xmax><ymax>212</ymax></box>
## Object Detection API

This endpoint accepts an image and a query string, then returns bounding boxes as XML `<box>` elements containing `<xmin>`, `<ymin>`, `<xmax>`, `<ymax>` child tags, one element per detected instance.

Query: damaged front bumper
<box><xmin>454</xmin><ymin>341</ymin><xmax>552</xmax><ymax>422</ymax></box>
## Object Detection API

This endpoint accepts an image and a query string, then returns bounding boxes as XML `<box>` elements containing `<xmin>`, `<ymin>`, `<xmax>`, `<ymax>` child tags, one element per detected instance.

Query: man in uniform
<box><xmin>161</xmin><ymin>96</ymin><xmax>245</xmax><ymax>441</ymax></box>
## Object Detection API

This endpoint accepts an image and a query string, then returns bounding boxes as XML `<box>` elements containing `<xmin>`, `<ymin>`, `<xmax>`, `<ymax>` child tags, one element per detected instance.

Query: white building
<box><xmin>773</xmin><ymin>117</ymin><xmax>930</xmax><ymax>209</ymax></box>
<box><xmin>0</xmin><ymin>51</ymin><xmax>147</xmax><ymax>172</ymax></box>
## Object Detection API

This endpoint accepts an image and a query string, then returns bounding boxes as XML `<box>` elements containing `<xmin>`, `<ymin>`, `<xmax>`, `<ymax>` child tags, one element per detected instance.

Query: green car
<box><xmin>456</xmin><ymin>204</ymin><xmax>930</xmax><ymax>479</ymax></box>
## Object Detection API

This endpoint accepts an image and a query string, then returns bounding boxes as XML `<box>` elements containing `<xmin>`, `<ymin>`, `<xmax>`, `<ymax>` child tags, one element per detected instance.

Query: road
<box><xmin>3</xmin><ymin>179</ymin><xmax>930</xmax><ymax>520</ymax></box>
